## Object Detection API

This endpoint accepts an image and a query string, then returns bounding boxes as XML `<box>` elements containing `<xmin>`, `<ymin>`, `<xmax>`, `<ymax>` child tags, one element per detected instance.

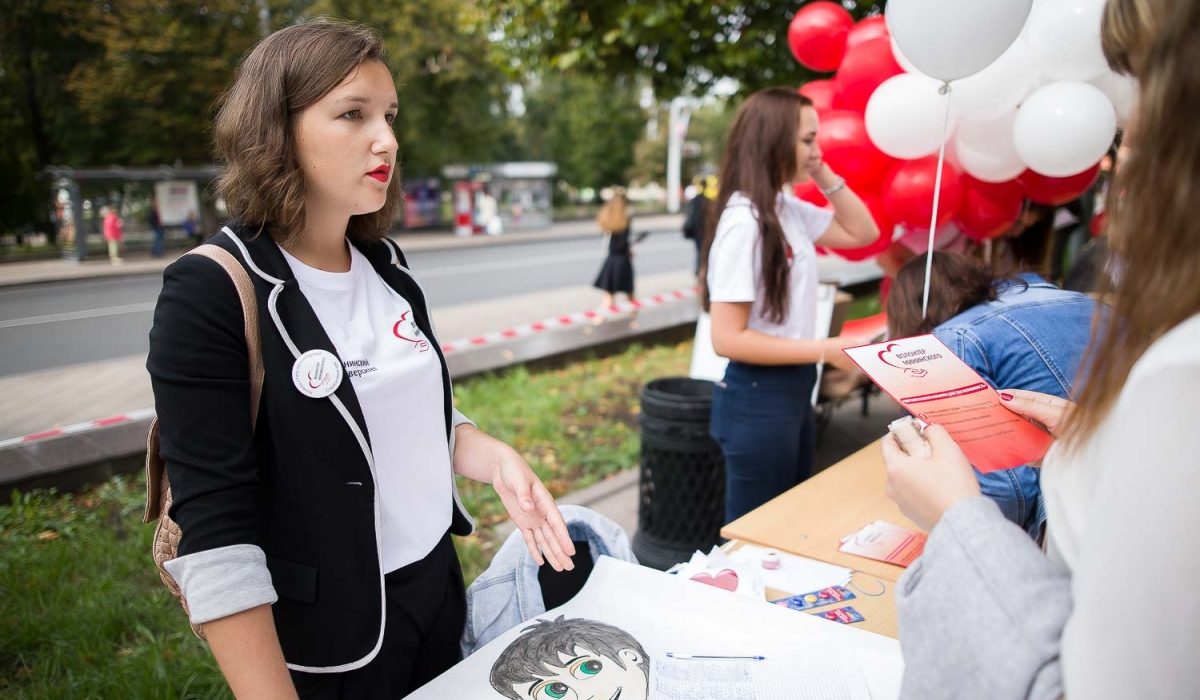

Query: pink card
<box><xmin>843</xmin><ymin>334</ymin><xmax>1053</xmax><ymax>473</ymax></box>
<box><xmin>838</xmin><ymin>520</ymin><xmax>927</xmax><ymax>567</ymax></box>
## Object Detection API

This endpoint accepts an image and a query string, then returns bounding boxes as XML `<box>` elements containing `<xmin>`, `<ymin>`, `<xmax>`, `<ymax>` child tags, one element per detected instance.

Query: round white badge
<box><xmin>291</xmin><ymin>349</ymin><xmax>343</xmax><ymax>399</ymax></box>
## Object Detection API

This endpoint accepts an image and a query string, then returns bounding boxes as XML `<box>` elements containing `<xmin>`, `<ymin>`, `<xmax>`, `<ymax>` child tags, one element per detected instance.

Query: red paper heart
<box><xmin>690</xmin><ymin>569</ymin><xmax>739</xmax><ymax>592</ymax></box>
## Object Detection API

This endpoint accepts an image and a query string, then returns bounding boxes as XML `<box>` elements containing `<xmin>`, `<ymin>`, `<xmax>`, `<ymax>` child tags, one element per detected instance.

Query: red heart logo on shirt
<box><xmin>690</xmin><ymin>569</ymin><xmax>739</xmax><ymax>592</ymax></box>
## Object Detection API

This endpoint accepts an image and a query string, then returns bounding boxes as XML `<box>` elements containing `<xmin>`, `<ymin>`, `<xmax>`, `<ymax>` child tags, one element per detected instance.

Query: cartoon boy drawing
<box><xmin>490</xmin><ymin>616</ymin><xmax>649</xmax><ymax>700</ymax></box>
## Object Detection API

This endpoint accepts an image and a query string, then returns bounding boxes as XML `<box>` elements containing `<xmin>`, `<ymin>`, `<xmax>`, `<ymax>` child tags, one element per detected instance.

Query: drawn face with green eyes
<box><xmin>514</xmin><ymin>645</ymin><xmax>647</xmax><ymax>700</ymax></box>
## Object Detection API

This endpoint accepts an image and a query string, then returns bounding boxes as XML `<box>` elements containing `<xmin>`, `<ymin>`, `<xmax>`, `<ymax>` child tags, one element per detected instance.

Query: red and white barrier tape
<box><xmin>0</xmin><ymin>407</ymin><xmax>157</xmax><ymax>449</ymax></box>
<box><xmin>1</xmin><ymin>286</ymin><xmax>701</xmax><ymax>448</ymax></box>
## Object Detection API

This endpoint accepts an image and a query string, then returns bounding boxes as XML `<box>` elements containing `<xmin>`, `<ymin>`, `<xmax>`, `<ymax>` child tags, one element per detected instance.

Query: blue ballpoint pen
<box><xmin>665</xmin><ymin>653</ymin><xmax>766</xmax><ymax>660</ymax></box>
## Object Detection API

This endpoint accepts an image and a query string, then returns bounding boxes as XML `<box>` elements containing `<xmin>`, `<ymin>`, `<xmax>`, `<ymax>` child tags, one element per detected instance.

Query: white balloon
<box><xmin>1025</xmin><ymin>0</ymin><xmax>1109</xmax><ymax>81</ymax></box>
<box><xmin>1014</xmin><ymin>81</ymin><xmax>1117</xmax><ymax>177</ymax></box>
<box><xmin>950</xmin><ymin>39</ymin><xmax>1038</xmax><ymax>121</ymax></box>
<box><xmin>886</xmin><ymin>0</ymin><xmax>1034</xmax><ymax>82</ymax></box>
<box><xmin>955</xmin><ymin>111</ymin><xmax>1027</xmax><ymax>183</ymax></box>
<box><xmin>891</xmin><ymin>37</ymin><xmax>923</xmax><ymax>75</ymax></box>
<box><xmin>1090</xmin><ymin>70</ymin><xmax>1139</xmax><ymax>127</ymax></box>
<box><xmin>865</xmin><ymin>73</ymin><xmax>956</xmax><ymax>160</ymax></box>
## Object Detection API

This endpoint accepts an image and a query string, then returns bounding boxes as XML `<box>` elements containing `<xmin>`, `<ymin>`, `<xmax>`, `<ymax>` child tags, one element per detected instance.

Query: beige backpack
<box><xmin>142</xmin><ymin>244</ymin><xmax>264</xmax><ymax>639</ymax></box>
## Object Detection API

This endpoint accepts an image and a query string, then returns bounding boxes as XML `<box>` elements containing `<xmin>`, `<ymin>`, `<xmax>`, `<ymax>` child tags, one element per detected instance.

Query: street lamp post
<box><xmin>666</xmin><ymin>96</ymin><xmax>694</xmax><ymax>214</ymax></box>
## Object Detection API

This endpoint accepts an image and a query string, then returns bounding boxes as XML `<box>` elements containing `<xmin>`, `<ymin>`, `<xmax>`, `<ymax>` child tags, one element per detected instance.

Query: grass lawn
<box><xmin>0</xmin><ymin>340</ymin><xmax>692</xmax><ymax>699</ymax></box>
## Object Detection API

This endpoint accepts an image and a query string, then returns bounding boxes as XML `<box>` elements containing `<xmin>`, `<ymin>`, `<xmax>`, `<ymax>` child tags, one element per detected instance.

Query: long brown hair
<box><xmin>213</xmin><ymin>19</ymin><xmax>401</xmax><ymax>247</ymax></box>
<box><xmin>886</xmin><ymin>252</ymin><xmax>1027</xmax><ymax>338</ymax></box>
<box><xmin>596</xmin><ymin>193</ymin><xmax>630</xmax><ymax>233</ymax></box>
<box><xmin>1064</xmin><ymin>0</ymin><xmax>1200</xmax><ymax>449</ymax></box>
<box><xmin>700</xmin><ymin>88</ymin><xmax>811</xmax><ymax>323</ymax></box>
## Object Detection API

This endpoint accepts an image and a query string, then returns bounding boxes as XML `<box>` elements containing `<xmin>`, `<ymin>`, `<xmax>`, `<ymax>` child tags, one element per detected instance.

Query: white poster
<box><xmin>411</xmin><ymin>558</ymin><xmax>903</xmax><ymax>700</ymax></box>
<box><xmin>153</xmin><ymin>180</ymin><xmax>200</xmax><ymax>226</ymax></box>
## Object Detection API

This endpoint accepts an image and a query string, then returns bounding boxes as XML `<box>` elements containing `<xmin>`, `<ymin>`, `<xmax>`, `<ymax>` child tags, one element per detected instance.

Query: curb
<box><xmin>0</xmin><ymin>289</ymin><xmax>699</xmax><ymax>493</ymax></box>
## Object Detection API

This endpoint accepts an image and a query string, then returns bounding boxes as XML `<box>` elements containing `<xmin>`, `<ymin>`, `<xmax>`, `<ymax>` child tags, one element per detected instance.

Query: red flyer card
<box><xmin>843</xmin><ymin>334</ymin><xmax>1053</xmax><ymax>473</ymax></box>
<box><xmin>838</xmin><ymin>520</ymin><xmax>927</xmax><ymax>567</ymax></box>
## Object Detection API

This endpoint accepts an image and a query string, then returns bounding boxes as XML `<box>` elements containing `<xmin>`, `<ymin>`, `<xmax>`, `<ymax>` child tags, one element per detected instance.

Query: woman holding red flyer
<box><xmin>700</xmin><ymin>87</ymin><xmax>879</xmax><ymax>523</ymax></box>
<box><xmin>882</xmin><ymin>1</ymin><xmax>1200</xmax><ymax>698</ymax></box>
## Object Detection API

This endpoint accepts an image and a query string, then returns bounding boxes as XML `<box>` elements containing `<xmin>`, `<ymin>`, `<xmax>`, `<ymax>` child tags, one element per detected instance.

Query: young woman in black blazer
<box><xmin>147</xmin><ymin>20</ymin><xmax>575</xmax><ymax>699</ymax></box>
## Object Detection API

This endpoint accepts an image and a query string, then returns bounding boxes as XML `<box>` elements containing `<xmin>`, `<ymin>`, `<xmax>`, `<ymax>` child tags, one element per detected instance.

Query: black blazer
<box><xmin>148</xmin><ymin>225</ymin><xmax>474</xmax><ymax>671</ymax></box>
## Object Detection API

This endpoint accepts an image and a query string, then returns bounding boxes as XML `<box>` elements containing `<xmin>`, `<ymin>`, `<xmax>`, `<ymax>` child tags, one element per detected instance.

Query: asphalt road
<box><xmin>0</xmin><ymin>230</ymin><xmax>696</xmax><ymax>377</ymax></box>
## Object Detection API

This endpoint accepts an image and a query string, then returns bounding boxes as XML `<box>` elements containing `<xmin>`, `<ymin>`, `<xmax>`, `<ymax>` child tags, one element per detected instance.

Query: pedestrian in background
<box><xmin>150</xmin><ymin>205</ymin><xmax>165</xmax><ymax>258</ymax></box>
<box><xmin>593</xmin><ymin>190</ymin><xmax>636</xmax><ymax>309</ymax></box>
<box><xmin>102</xmin><ymin>206</ymin><xmax>124</xmax><ymax>266</ymax></box>
<box><xmin>183</xmin><ymin>210</ymin><xmax>201</xmax><ymax>247</ymax></box>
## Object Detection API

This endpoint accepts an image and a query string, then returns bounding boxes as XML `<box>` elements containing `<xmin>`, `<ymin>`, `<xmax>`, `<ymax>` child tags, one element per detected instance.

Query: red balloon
<box><xmin>793</xmin><ymin>179</ymin><xmax>828</xmax><ymax>208</ymax></box>
<box><xmin>955</xmin><ymin>176</ymin><xmax>1025</xmax><ymax>241</ymax></box>
<box><xmin>799</xmin><ymin>80</ymin><xmax>837</xmax><ymax>113</ymax></box>
<box><xmin>787</xmin><ymin>2</ymin><xmax>854</xmax><ymax>72</ymax></box>
<box><xmin>882</xmin><ymin>156</ymin><xmax>965</xmax><ymax>229</ymax></box>
<box><xmin>816</xmin><ymin>110</ymin><xmax>895</xmax><ymax>192</ymax></box>
<box><xmin>846</xmin><ymin>15</ymin><xmax>889</xmax><ymax>51</ymax></box>
<box><xmin>833</xmin><ymin>37</ymin><xmax>903</xmax><ymax>113</ymax></box>
<box><xmin>1017</xmin><ymin>165</ymin><xmax>1101</xmax><ymax>206</ymax></box>
<box><xmin>830</xmin><ymin>193</ymin><xmax>895</xmax><ymax>261</ymax></box>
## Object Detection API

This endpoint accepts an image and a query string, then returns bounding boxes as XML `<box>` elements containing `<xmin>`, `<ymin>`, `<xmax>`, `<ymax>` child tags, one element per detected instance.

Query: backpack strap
<box><xmin>142</xmin><ymin>244</ymin><xmax>264</xmax><ymax>523</ymax></box>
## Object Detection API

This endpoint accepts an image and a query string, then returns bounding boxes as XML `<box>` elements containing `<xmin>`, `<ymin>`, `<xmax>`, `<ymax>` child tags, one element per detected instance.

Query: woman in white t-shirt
<box><xmin>147</xmin><ymin>21</ymin><xmax>575</xmax><ymax>699</ymax></box>
<box><xmin>700</xmin><ymin>87</ymin><xmax>880</xmax><ymax>523</ymax></box>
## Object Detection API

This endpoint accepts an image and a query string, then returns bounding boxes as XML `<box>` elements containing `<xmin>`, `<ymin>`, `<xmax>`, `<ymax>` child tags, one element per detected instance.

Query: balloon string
<box><xmin>922</xmin><ymin>82</ymin><xmax>955</xmax><ymax>320</ymax></box>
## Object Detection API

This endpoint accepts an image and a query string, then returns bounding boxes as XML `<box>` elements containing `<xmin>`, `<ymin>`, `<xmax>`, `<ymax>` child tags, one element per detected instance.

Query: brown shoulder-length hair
<box><xmin>700</xmin><ymin>88</ymin><xmax>811</xmax><ymax>324</ymax></box>
<box><xmin>1063</xmin><ymin>0</ymin><xmax>1199</xmax><ymax>449</ymax></box>
<box><xmin>212</xmin><ymin>19</ymin><xmax>400</xmax><ymax>247</ymax></box>
<box><xmin>886</xmin><ymin>251</ymin><xmax>1027</xmax><ymax>338</ymax></box>
<box><xmin>596</xmin><ymin>193</ymin><xmax>630</xmax><ymax>233</ymax></box>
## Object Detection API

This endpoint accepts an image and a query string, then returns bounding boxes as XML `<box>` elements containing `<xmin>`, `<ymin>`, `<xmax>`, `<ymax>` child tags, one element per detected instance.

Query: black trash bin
<box><xmin>632</xmin><ymin>377</ymin><xmax>726</xmax><ymax>570</ymax></box>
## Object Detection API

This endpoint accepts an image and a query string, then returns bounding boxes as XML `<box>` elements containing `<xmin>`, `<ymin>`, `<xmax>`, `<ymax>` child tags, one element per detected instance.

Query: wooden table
<box><xmin>720</xmin><ymin>439</ymin><xmax>920</xmax><ymax>639</ymax></box>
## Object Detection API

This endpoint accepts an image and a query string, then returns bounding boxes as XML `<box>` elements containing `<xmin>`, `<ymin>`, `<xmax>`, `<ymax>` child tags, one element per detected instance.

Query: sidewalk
<box><xmin>0</xmin><ymin>214</ymin><xmax>685</xmax><ymax>288</ymax></box>
<box><xmin>0</xmin><ymin>268</ymin><xmax>697</xmax><ymax>441</ymax></box>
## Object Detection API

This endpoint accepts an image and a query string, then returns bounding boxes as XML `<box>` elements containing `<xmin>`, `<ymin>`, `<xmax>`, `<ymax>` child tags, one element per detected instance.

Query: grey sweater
<box><xmin>895</xmin><ymin>497</ymin><xmax>1070</xmax><ymax>700</ymax></box>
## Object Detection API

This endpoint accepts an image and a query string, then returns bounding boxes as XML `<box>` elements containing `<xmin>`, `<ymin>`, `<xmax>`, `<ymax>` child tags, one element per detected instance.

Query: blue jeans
<box><xmin>710</xmin><ymin>362</ymin><xmax>817</xmax><ymax>524</ymax></box>
<box><xmin>152</xmin><ymin>226</ymin><xmax>165</xmax><ymax>257</ymax></box>
<box><xmin>977</xmin><ymin>465</ymin><xmax>1045</xmax><ymax>541</ymax></box>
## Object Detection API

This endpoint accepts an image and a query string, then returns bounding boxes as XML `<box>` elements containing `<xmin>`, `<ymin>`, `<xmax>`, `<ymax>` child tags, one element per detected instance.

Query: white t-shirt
<box><xmin>281</xmin><ymin>243</ymin><xmax>452</xmax><ymax>573</ymax></box>
<box><xmin>706</xmin><ymin>190</ymin><xmax>834</xmax><ymax>340</ymax></box>
<box><xmin>1039</xmin><ymin>313</ymin><xmax>1200</xmax><ymax>699</ymax></box>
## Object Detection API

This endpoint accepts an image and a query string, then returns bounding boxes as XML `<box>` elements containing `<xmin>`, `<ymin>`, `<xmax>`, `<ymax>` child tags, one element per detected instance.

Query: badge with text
<box><xmin>291</xmin><ymin>349</ymin><xmax>343</xmax><ymax>399</ymax></box>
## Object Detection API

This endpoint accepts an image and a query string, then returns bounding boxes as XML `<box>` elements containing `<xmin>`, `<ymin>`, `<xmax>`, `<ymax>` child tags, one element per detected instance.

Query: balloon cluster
<box><xmin>787</xmin><ymin>0</ymin><xmax>1127</xmax><ymax>260</ymax></box>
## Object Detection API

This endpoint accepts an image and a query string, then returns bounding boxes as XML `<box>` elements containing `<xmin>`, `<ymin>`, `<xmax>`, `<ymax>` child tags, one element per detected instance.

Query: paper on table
<box><xmin>727</xmin><ymin>544</ymin><xmax>852</xmax><ymax>596</ymax></box>
<box><xmin>838</xmin><ymin>521</ymin><xmax>927</xmax><ymax>567</ymax></box>
<box><xmin>653</xmin><ymin>639</ymin><xmax>871</xmax><ymax>700</ymax></box>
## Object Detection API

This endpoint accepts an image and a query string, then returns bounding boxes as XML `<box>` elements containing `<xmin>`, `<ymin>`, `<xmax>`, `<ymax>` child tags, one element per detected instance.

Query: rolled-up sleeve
<box><xmin>147</xmin><ymin>254</ymin><xmax>276</xmax><ymax>622</ymax></box>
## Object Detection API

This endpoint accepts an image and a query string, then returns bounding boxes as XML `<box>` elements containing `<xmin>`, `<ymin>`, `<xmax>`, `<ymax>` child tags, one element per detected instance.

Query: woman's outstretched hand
<box><xmin>491</xmin><ymin>451</ymin><xmax>577</xmax><ymax>571</ymax></box>
<box><xmin>452</xmin><ymin>424</ymin><xmax>576</xmax><ymax>571</ymax></box>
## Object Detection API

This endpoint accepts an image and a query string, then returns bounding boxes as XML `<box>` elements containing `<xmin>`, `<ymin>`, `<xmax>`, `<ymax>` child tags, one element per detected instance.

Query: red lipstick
<box><xmin>368</xmin><ymin>164</ymin><xmax>391</xmax><ymax>182</ymax></box>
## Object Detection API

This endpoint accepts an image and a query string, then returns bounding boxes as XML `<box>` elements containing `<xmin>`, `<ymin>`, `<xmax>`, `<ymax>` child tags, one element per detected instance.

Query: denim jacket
<box><xmin>932</xmin><ymin>275</ymin><xmax>1099</xmax><ymax>539</ymax></box>
<box><xmin>460</xmin><ymin>505</ymin><xmax>637</xmax><ymax>657</ymax></box>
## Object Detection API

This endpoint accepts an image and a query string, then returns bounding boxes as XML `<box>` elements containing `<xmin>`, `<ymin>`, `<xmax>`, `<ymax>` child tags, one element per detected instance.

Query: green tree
<box><xmin>520</xmin><ymin>72</ymin><xmax>646</xmax><ymax>189</ymax></box>
<box><xmin>303</xmin><ymin>0</ymin><xmax>522</xmax><ymax>177</ymax></box>
<box><xmin>483</xmin><ymin>0</ymin><xmax>886</xmax><ymax>99</ymax></box>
